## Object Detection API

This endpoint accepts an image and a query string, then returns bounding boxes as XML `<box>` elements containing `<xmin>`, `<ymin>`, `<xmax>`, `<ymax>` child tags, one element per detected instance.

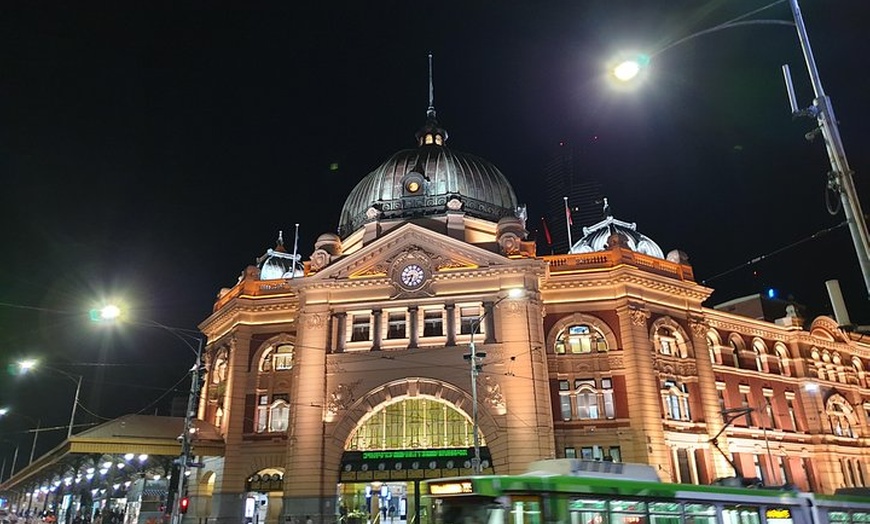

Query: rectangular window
<box><xmin>387</xmin><ymin>311</ymin><xmax>406</xmax><ymax>339</ymax></box>
<box><xmin>753</xmin><ymin>454</ymin><xmax>765</xmax><ymax>483</ymax></box>
<box><xmin>602</xmin><ymin>378</ymin><xmax>615</xmax><ymax>419</ymax></box>
<box><xmin>575</xmin><ymin>379</ymin><xmax>599</xmax><ymax>420</ymax></box>
<box><xmin>559</xmin><ymin>380</ymin><xmax>572</xmax><ymax>421</ymax></box>
<box><xmin>717</xmin><ymin>386</ymin><xmax>727</xmax><ymax>413</ymax></box>
<box><xmin>787</xmin><ymin>398</ymin><xmax>798</xmax><ymax>431</ymax></box>
<box><xmin>660</xmin><ymin>338</ymin><xmax>673</xmax><ymax>355</ymax></box>
<box><xmin>256</xmin><ymin>395</ymin><xmax>269</xmax><ymax>433</ymax></box>
<box><xmin>766</xmin><ymin>399</ymin><xmax>778</xmax><ymax>430</ymax></box>
<box><xmin>565</xmin><ymin>447</ymin><xmax>576</xmax><ymax>459</ymax></box>
<box><xmin>741</xmin><ymin>392</ymin><xmax>753</xmax><ymax>426</ymax></box>
<box><xmin>459</xmin><ymin>307</ymin><xmax>481</xmax><ymax>335</ymax></box>
<box><xmin>777</xmin><ymin>456</ymin><xmax>790</xmax><ymax>484</ymax></box>
<box><xmin>608</xmin><ymin>446</ymin><xmax>621</xmax><ymax>463</ymax></box>
<box><xmin>423</xmin><ymin>310</ymin><xmax>443</xmax><ymax>337</ymax></box>
<box><xmin>580</xmin><ymin>447</ymin><xmax>593</xmax><ymax>460</ymax></box>
<box><xmin>351</xmin><ymin>314</ymin><xmax>370</xmax><ymax>342</ymax></box>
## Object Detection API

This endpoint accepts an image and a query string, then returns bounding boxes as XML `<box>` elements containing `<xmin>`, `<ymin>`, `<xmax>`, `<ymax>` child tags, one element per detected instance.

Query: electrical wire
<box><xmin>701</xmin><ymin>220</ymin><xmax>847</xmax><ymax>285</ymax></box>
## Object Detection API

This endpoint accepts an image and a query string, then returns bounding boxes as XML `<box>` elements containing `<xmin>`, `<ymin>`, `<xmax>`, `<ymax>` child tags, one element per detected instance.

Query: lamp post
<box><xmin>91</xmin><ymin>305</ymin><xmax>204</xmax><ymax>524</ymax></box>
<box><xmin>611</xmin><ymin>0</ymin><xmax>870</xmax><ymax>298</ymax></box>
<box><xmin>16</xmin><ymin>360</ymin><xmax>82</xmax><ymax>439</ymax></box>
<box><xmin>465</xmin><ymin>287</ymin><xmax>525</xmax><ymax>474</ymax></box>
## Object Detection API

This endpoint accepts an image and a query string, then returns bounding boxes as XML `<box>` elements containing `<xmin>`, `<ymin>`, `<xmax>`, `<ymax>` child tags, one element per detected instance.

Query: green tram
<box><xmin>420</xmin><ymin>459</ymin><xmax>870</xmax><ymax>524</ymax></box>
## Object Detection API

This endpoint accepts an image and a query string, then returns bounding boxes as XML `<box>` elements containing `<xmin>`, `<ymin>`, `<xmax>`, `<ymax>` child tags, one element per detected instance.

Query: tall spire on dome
<box><xmin>416</xmin><ymin>53</ymin><xmax>448</xmax><ymax>146</ymax></box>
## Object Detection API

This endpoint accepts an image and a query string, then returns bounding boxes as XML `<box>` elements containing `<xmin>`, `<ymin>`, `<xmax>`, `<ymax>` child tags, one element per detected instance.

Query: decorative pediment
<box><xmin>305</xmin><ymin>223</ymin><xmax>513</xmax><ymax>286</ymax></box>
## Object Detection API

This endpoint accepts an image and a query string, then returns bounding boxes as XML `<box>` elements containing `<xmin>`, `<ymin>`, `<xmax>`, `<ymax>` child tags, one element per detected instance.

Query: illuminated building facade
<box><xmin>191</xmin><ymin>105</ymin><xmax>870</xmax><ymax>524</ymax></box>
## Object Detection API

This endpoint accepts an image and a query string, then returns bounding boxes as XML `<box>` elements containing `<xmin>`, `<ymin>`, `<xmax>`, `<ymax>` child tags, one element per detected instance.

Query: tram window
<box><xmin>854</xmin><ymin>513</ymin><xmax>870</xmax><ymax>523</ymax></box>
<box><xmin>684</xmin><ymin>504</ymin><xmax>717</xmax><ymax>524</ymax></box>
<box><xmin>649</xmin><ymin>502</ymin><xmax>680</xmax><ymax>524</ymax></box>
<box><xmin>510</xmin><ymin>498</ymin><xmax>542</xmax><ymax>524</ymax></box>
<box><xmin>828</xmin><ymin>513</ymin><xmax>849</xmax><ymax>523</ymax></box>
<box><xmin>722</xmin><ymin>507</ymin><xmax>761</xmax><ymax>524</ymax></box>
<box><xmin>569</xmin><ymin>499</ymin><xmax>606</xmax><ymax>524</ymax></box>
<box><xmin>610</xmin><ymin>500</ymin><xmax>646</xmax><ymax>524</ymax></box>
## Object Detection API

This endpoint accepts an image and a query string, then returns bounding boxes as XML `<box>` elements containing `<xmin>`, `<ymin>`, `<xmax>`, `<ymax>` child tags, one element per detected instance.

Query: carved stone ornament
<box><xmin>497</xmin><ymin>232</ymin><xmax>522</xmax><ymax>255</ymax></box>
<box><xmin>365</xmin><ymin>206</ymin><xmax>381</xmax><ymax>220</ymax></box>
<box><xmin>689</xmin><ymin>318</ymin><xmax>709</xmax><ymax>338</ymax></box>
<box><xmin>446</xmin><ymin>198</ymin><xmax>463</xmax><ymax>211</ymax></box>
<box><xmin>309</xmin><ymin>249</ymin><xmax>332</xmax><ymax>272</ymax></box>
<box><xmin>482</xmin><ymin>376</ymin><xmax>507</xmax><ymax>415</ymax></box>
<box><xmin>326</xmin><ymin>381</ymin><xmax>361</xmax><ymax>420</ymax></box>
<box><xmin>628</xmin><ymin>306</ymin><xmax>651</xmax><ymax>327</ymax></box>
<box><xmin>305</xmin><ymin>313</ymin><xmax>325</xmax><ymax>329</ymax></box>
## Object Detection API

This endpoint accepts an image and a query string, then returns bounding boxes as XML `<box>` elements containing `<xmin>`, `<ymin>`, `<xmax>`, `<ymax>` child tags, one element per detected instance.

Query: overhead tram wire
<box><xmin>701</xmin><ymin>220</ymin><xmax>848</xmax><ymax>285</ymax></box>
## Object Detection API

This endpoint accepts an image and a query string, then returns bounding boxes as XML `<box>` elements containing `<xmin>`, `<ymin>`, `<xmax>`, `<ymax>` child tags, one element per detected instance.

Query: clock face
<box><xmin>400</xmin><ymin>264</ymin><xmax>425</xmax><ymax>289</ymax></box>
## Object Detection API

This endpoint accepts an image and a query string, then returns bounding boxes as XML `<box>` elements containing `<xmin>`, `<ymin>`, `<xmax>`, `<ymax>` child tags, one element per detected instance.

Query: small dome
<box><xmin>338</xmin><ymin>111</ymin><xmax>518</xmax><ymax>237</ymax></box>
<box><xmin>571</xmin><ymin>215</ymin><xmax>664</xmax><ymax>259</ymax></box>
<box><xmin>257</xmin><ymin>232</ymin><xmax>303</xmax><ymax>279</ymax></box>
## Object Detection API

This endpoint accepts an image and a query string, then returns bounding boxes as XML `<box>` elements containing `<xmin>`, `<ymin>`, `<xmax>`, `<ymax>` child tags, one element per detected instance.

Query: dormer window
<box><xmin>401</xmin><ymin>172</ymin><xmax>426</xmax><ymax>197</ymax></box>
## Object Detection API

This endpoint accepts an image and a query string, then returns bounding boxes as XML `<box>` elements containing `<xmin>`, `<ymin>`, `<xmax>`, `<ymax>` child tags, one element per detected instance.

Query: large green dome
<box><xmin>338</xmin><ymin>114</ymin><xmax>519</xmax><ymax>238</ymax></box>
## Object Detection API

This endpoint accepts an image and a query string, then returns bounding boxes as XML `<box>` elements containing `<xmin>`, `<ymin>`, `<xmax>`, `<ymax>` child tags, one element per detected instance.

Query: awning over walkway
<box><xmin>0</xmin><ymin>414</ymin><xmax>224</xmax><ymax>494</ymax></box>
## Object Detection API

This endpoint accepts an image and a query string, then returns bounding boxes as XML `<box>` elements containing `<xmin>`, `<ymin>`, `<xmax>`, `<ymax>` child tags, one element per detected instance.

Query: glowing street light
<box><xmin>465</xmin><ymin>287</ymin><xmax>526</xmax><ymax>475</ymax></box>
<box><xmin>16</xmin><ymin>360</ymin><xmax>83</xmax><ymax>439</ymax></box>
<box><xmin>608</xmin><ymin>1</ymin><xmax>870</xmax><ymax>297</ymax></box>
<box><xmin>92</xmin><ymin>303</ymin><xmax>204</xmax><ymax>524</ymax></box>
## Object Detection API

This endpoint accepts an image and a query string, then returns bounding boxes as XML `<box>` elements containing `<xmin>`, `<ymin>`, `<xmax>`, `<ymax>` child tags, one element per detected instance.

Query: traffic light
<box><xmin>180</xmin><ymin>497</ymin><xmax>190</xmax><ymax>514</ymax></box>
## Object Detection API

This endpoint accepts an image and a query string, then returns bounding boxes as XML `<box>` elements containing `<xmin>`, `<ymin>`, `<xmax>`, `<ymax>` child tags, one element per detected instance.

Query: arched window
<box><xmin>826</xmin><ymin>396</ymin><xmax>858</xmax><ymax>438</ymax></box>
<box><xmin>260</xmin><ymin>343</ymin><xmax>295</xmax><ymax>372</ymax></box>
<box><xmin>256</xmin><ymin>394</ymin><xmax>290</xmax><ymax>433</ymax></box>
<box><xmin>574</xmin><ymin>380</ymin><xmax>599</xmax><ymax>420</ymax></box>
<box><xmin>661</xmin><ymin>381</ymin><xmax>691</xmax><ymax>421</ymax></box>
<box><xmin>729</xmin><ymin>337</ymin><xmax>742</xmax><ymax>368</ymax></box>
<box><xmin>554</xmin><ymin>324</ymin><xmax>608</xmax><ymax>354</ymax></box>
<box><xmin>652</xmin><ymin>323</ymin><xmax>688</xmax><ymax>358</ymax></box>
<box><xmin>706</xmin><ymin>336</ymin><xmax>720</xmax><ymax>365</ymax></box>
<box><xmin>774</xmin><ymin>344</ymin><xmax>790</xmax><ymax>376</ymax></box>
<box><xmin>752</xmin><ymin>340</ymin><xmax>766</xmax><ymax>372</ymax></box>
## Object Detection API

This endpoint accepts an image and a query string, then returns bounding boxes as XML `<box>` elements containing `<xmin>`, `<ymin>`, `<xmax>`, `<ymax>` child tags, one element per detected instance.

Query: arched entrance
<box><xmin>337</xmin><ymin>394</ymin><xmax>490</xmax><ymax>524</ymax></box>
<box><xmin>244</xmin><ymin>468</ymin><xmax>285</xmax><ymax>524</ymax></box>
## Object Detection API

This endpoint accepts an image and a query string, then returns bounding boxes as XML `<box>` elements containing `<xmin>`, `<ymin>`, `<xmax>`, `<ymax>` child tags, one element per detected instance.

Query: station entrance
<box><xmin>337</xmin><ymin>396</ymin><xmax>493</xmax><ymax>524</ymax></box>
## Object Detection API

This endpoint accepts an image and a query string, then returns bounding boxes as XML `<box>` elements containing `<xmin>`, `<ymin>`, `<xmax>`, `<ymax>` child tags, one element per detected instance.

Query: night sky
<box><xmin>2</xmin><ymin>1</ymin><xmax>869</xmax><ymax>465</ymax></box>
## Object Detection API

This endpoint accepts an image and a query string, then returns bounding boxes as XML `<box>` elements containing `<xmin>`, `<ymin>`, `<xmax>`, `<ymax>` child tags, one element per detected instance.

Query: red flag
<box><xmin>564</xmin><ymin>199</ymin><xmax>573</xmax><ymax>226</ymax></box>
<box><xmin>541</xmin><ymin>217</ymin><xmax>552</xmax><ymax>245</ymax></box>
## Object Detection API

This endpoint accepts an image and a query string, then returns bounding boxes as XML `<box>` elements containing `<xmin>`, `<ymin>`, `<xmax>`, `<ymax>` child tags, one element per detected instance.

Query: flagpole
<box><xmin>564</xmin><ymin>196</ymin><xmax>573</xmax><ymax>251</ymax></box>
<box><xmin>291</xmin><ymin>223</ymin><xmax>300</xmax><ymax>279</ymax></box>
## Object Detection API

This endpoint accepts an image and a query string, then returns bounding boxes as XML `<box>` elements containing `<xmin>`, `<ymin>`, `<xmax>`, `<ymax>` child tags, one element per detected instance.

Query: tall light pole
<box><xmin>611</xmin><ymin>0</ymin><xmax>870</xmax><ymax>298</ymax></box>
<box><xmin>783</xmin><ymin>0</ymin><xmax>870</xmax><ymax>298</ymax></box>
<box><xmin>92</xmin><ymin>305</ymin><xmax>204</xmax><ymax>524</ymax></box>
<box><xmin>16</xmin><ymin>360</ymin><xmax>83</xmax><ymax>439</ymax></box>
<box><xmin>465</xmin><ymin>287</ymin><xmax>525</xmax><ymax>475</ymax></box>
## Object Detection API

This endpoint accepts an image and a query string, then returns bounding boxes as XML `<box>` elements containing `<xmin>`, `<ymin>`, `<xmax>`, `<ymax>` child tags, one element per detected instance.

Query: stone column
<box><xmin>212</xmin><ymin>336</ymin><xmax>248</xmax><ymax>524</ymax></box>
<box><xmin>334</xmin><ymin>313</ymin><xmax>347</xmax><ymax>353</ymax></box>
<box><xmin>372</xmin><ymin>310</ymin><xmax>382</xmax><ymax>351</ymax></box>
<box><xmin>688</xmin><ymin>317</ymin><xmax>733</xmax><ymax>479</ymax></box>
<box><xmin>615</xmin><ymin>302</ymin><xmax>671</xmax><ymax>480</ymax></box>
<box><xmin>445</xmin><ymin>304</ymin><xmax>456</xmax><ymax>347</ymax></box>
<box><xmin>408</xmin><ymin>306</ymin><xmax>419</xmax><ymax>349</ymax></box>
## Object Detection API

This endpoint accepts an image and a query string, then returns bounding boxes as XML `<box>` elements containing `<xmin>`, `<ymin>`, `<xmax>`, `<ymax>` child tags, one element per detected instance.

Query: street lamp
<box><xmin>16</xmin><ymin>360</ymin><xmax>83</xmax><ymax>439</ymax></box>
<box><xmin>0</xmin><ymin>408</ymin><xmax>42</xmax><ymax>466</ymax></box>
<box><xmin>91</xmin><ymin>305</ymin><xmax>204</xmax><ymax>524</ymax></box>
<box><xmin>609</xmin><ymin>0</ymin><xmax>870</xmax><ymax>298</ymax></box>
<box><xmin>465</xmin><ymin>287</ymin><xmax>526</xmax><ymax>475</ymax></box>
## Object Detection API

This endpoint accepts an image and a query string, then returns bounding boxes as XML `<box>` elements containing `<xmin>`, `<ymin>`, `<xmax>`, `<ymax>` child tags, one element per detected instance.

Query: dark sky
<box><xmin>2</xmin><ymin>1</ymin><xmax>869</xmax><ymax>463</ymax></box>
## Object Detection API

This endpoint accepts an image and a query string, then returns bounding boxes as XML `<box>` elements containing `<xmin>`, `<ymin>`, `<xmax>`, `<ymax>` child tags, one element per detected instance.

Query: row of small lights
<box><xmin>26</xmin><ymin>453</ymin><xmax>170</xmax><ymax>497</ymax></box>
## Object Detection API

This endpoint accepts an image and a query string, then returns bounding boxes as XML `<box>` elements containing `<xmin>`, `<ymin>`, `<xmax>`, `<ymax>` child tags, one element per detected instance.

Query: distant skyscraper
<box><xmin>541</xmin><ymin>140</ymin><xmax>605</xmax><ymax>254</ymax></box>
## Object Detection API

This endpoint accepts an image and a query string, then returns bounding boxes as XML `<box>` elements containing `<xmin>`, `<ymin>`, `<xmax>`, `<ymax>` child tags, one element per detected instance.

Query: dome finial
<box><xmin>427</xmin><ymin>52</ymin><xmax>436</xmax><ymax>120</ymax></box>
<box><xmin>276</xmin><ymin>230</ymin><xmax>286</xmax><ymax>252</ymax></box>
<box><xmin>416</xmin><ymin>53</ymin><xmax>448</xmax><ymax>146</ymax></box>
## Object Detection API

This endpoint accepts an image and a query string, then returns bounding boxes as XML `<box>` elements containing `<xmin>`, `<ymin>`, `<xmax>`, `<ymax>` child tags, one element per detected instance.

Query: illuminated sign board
<box><xmin>361</xmin><ymin>449</ymin><xmax>470</xmax><ymax>460</ymax></box>
<box><xmin>428</xmin><ymin>482</ymin><xmax>473</xmax><ymax>495</ymax></box>
<box><xmin>766</xmin><ymin>508</ymin><xmax>793</xmax><ymax>524</ymax></box>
